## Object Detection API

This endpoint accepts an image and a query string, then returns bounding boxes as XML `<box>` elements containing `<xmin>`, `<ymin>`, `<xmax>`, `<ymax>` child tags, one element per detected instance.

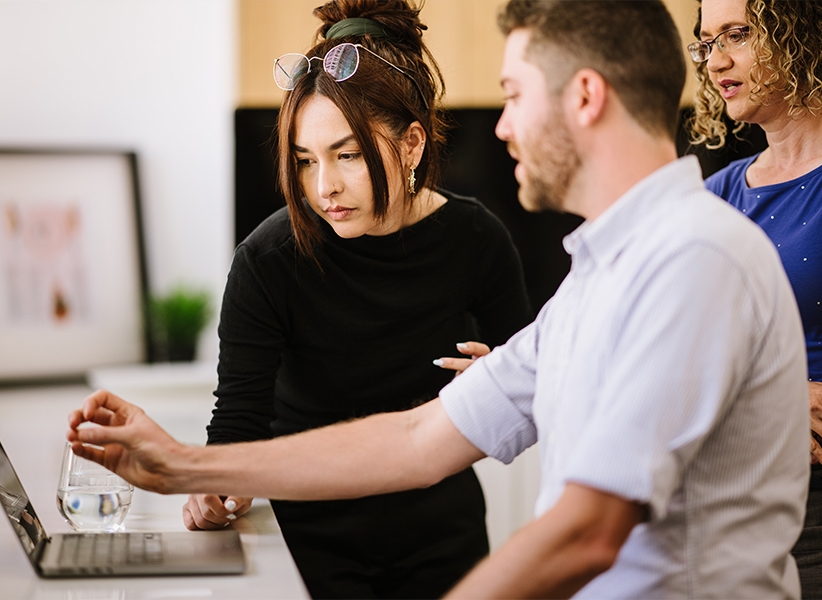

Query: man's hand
<box><xmin>66</xmin><ymin>389</ymin><xmax>185</xmax><ymax>494</ymax></box>
<box><xmin>433</xmin><ymin>342</ymin><xmax>491</xmax><ymax>376</ymax></box>
<box><xmin>183</xmin><ymin>494</ymin><xmax>253</xmax><ymax>530</ymax></box>
<box><xmin>809</xmin><ymin>381</ymin><xmax>822</xmax><ymax>464</ymax></box>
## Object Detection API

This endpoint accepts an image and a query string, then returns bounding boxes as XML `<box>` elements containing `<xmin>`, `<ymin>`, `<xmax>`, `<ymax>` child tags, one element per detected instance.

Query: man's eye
<box><xmin>340</xmin><ymin>152</ymin><xmax>361</xmax><ymax>161</ymax></box>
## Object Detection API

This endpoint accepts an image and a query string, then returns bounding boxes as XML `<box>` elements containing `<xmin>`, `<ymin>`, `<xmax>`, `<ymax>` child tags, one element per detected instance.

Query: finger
<box><xmin>80</xmin><ymin>407</ymin><xmax>119</xmax><ymax>428</ymax></box>
<box><xmin>182</xmin><ymin>502</ymin><xmax>199</xmax><ymax>531</ymax></box>
<box><xmin>433</xmin><ymin>357</ymin><xmax>474</xmax><ymax>372</ymax></box>
<box><xmin>68</xmin><ymin>408</ymin><xmax>86</xmax><ymax>430</ymax></box>
<box><xmin>82</xmin><ymin>389</ymin><xmax>134</xmax><ymax>423</ymax></box>
<box><xmin>68</xmin><ymin>406</ymin><xmax>117</xmax><ymax>432</ymax></box>
<box><xmin>183</xmin><ymin>497</ymin><xmax>222</xmax><ymax>530</ymax></box>
<box><xmin>73</xmin><ymin>424</ymin><xmax>120</xmax><ymax>447</ymax></box>
<box><xmin>225</xmin><ymin>496</ymin><xmax>253</xmax><ymax>518</ymax></box>
<box><xmin>69</xmin><ymin>441</ymin><xmax>106</xmax><ymax>465</ymax></box>
<box><xmin>202</xmin><ymin>495</ymin><xmax>237</xmax><ymax>528</ymax></box>
<box><xmin>456</xmin><ymin>341</ymin><xmax>490</xmax><ymax>357</ymax></box>
<box><xmin>223</xmin><ymin>498</ymin><xmax>237</xmax><ymax>520</ymax></box>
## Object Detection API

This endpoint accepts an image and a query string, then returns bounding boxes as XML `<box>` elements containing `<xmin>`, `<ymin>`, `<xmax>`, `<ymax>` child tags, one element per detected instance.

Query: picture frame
<box><xmin>0</xmin><ymin>149</ymin><xmax>150</xmax><ymax>382</ymax></box>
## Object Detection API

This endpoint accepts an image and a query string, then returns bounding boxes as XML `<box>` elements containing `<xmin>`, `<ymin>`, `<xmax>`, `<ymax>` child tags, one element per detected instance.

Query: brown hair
<box><xmin>276</xmin><ymin>0</ymin><xmax>446</xmax><ymax>260</ymax></box>
<box><xmin>497</xmin><ymin>0</ymin><xmax>685</xmax><ymax>140</ymax></box>
<box><xmin>690</xmin><ymin>0</ymin><xmax>822</xmax><ymax>149</ymax></box>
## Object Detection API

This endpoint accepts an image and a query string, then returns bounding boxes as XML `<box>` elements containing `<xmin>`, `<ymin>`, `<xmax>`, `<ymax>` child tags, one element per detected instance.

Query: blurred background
<box><xmin>0</xmin><ymin>0</ymin><xmax>709</xmax><ymax>369</ymax></box>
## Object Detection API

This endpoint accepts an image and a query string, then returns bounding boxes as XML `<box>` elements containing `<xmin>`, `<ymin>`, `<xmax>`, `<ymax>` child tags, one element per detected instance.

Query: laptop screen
<box><xmin>0</xmin><ymin>441</ymin><xmax>47</xmax><ymax>564</ymax></box>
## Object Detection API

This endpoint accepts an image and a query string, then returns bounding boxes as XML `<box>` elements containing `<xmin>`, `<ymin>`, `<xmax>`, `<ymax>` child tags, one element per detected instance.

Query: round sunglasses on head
<box><xmin>273</xmin><ymin>42</ymin><xmax>428</xmax><ymax>110</ymax></box>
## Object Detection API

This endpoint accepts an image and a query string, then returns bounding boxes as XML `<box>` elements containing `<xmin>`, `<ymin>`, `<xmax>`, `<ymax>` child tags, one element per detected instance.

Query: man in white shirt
<box><xmin>68</xmin><ymin>1</ymin><xmax>809</xmax><ymax>597</ymax></box>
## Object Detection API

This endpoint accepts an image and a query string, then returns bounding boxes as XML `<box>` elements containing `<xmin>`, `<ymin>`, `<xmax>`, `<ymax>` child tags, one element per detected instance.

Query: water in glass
<box><xmin>57</xmin><ymin>443</ymin><xmax>134</xmax><ymax>532</ymax></box>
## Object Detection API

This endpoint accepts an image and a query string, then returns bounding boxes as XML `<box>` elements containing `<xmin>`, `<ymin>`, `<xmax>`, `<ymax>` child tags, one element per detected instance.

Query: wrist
<box><xmin>159</xmin><ymin>443</ymin><xmax>200</xmax><ymax>494</ymax></box>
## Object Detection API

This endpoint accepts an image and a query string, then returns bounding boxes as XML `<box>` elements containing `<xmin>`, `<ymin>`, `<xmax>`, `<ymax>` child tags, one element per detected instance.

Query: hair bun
<box><xmin>314</xmin><ymin>0</ymin><xmax>427</xmax><ymax>50</ymax></box>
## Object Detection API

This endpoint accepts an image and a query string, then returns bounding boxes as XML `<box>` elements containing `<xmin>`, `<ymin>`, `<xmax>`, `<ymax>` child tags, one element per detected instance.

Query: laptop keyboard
<box><xmin>58</xmin><ymin>532</ymin><xmax>164</xmax><ymax>567</ymax></box>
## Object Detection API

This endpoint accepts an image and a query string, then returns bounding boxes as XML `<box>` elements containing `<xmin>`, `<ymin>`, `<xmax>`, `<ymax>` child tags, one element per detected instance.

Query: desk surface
<box><xmin>0</xmin><ymin>379</ymin><xmax>308</xmax><ymax>600</ymax></box>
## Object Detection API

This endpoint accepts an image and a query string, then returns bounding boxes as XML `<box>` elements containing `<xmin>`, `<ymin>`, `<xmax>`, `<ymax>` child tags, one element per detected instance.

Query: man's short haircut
<box><xmin>498</xmin><ymin>0</ymin><xmax>686</xmax><ymax>140</ymax></box>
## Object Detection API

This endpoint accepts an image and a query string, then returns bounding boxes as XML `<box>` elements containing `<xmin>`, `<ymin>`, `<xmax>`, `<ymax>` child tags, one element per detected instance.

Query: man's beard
<box><xmin>516</xmin><ymin>109</ymin><xmax>581</xmax><ymax>214</ymax></box>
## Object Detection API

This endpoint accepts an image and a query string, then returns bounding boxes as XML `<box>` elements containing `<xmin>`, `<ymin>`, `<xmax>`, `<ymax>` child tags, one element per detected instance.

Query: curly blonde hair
<box><xmin>689</xmin><ymin>0</ymin><xmax>822</xmax><ymax>149</ymax></box>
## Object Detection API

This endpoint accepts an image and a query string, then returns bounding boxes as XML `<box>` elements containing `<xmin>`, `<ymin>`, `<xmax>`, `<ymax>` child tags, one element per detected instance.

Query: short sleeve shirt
<box><xmin>440</xmin><ymin>157</ymin><xmax>809</xmax><ymax>599</ymax></box>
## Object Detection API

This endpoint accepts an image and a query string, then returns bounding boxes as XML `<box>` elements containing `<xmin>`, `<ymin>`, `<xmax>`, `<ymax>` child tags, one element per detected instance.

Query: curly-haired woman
<box><xmin>689</xmin><ymin>0</ymin><xmax>822</xmax><ymax>594</ymax></box>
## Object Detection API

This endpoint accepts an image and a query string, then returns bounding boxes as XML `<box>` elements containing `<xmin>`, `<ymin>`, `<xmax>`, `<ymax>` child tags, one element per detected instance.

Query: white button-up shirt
<box><xmin>441</xmin><ymin>157</ymin><xmax>809</xmax><ymax>599</ymax></box>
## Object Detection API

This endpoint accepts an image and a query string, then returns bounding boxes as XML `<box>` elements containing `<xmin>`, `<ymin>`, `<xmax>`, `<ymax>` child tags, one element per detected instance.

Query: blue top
<box><xmin>706</xmin><ymin>153</ymin><xmax>822</xmax><ymax>380</ymax></box>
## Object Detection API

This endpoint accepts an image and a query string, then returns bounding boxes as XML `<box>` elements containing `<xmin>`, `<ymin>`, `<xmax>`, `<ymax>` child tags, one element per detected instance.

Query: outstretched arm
<box><xmin>446</xmin><ymin>483</ymin><xmax>646</xmax><ymax>599</ymax></box>
<box><xmin>68</xmin><ymin>389</ymin><xmax>485</xmax><ymax>499</ymax></box>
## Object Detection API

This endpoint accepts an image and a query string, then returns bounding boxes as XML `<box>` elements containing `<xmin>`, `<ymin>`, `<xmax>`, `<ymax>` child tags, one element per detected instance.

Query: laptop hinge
<box><xmin>32</xmin><ymin>536</ymin><xmax>51</xmax><ymax>571</ymax></box>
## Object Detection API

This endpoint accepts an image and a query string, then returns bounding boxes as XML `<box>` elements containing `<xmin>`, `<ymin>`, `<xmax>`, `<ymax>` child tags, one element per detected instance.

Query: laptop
<box><xmin>0</xmin><ymin>440</ymin><xmax>247</xmax><ymax>577</ymax></box>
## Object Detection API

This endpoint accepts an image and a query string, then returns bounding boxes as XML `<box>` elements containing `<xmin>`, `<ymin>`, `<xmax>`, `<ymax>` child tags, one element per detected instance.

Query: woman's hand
<box><xmin>183</xmin><ymin>494</ymin><xmax>253</xmax><ymax>530</ymax></box>
<box><xmin>433</xmin><ymin>341</ymin><xmax>491</xmax><ymax>377</ymax></box>
<box><xmin>809</xmin><ymin>381</ymin><xmax>822</xmax><ymax>464</ymax></box>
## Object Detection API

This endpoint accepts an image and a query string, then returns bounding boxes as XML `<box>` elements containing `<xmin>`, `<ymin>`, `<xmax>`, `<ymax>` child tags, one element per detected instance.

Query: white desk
<box><xmin>0</xmin><ymin>376</ymin><xmax>308</xmax><ymax>600</ymax></box>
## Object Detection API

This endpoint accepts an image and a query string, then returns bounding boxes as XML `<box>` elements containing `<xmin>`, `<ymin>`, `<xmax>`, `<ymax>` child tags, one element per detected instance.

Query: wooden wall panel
<box><xmin>238</xmin><ymin>0</ymin><xmax>699</xmax><ymax>108</ymax></box>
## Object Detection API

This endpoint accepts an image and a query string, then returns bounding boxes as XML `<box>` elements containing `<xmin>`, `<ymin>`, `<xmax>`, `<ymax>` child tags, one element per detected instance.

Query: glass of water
<box><xmin>57</xmin><ymin>442</ymin><xmax>134</xmax><ymax>532</ymax></box>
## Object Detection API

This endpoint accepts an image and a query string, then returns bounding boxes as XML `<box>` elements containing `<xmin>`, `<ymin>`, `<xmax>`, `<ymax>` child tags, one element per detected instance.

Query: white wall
<box><xmin>0</xmin><ymin>0</ymin><xmax>237</xmax><ymax>360</ymax></box>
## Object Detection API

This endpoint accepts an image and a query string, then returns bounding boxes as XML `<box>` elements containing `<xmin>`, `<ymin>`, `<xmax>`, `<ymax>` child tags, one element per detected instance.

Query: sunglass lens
<box><xmin>324</xmin><ymin>44</ymin><xmax>359</xmax><ymax>82</ymax></box>
<box><xmin>274</xmin><ymin>53</ymin><xmax>310</xmax><ymax>90</ymax></box>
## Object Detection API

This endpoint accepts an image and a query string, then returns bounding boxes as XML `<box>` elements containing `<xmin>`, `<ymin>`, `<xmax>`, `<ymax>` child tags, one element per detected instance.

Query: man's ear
<box><xmin>403</xmin><ymin>121</ymin><xmax>427</xmax><ymax>168</ymax></box>
<box><xmin>565</xmin><ymin>68</ymin><xmax>608</xmax><ymax>128</ymax></box>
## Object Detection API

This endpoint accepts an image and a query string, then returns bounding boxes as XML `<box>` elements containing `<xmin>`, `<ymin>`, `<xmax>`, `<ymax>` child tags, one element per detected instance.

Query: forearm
<box><xmin>446</xmin><ymin>484</ymin><xmax>644</xmax><ymax>599</ymax></box>
<box><xmin>170</xmin><ymin>399</ymin><xmax>484</xmax><ymax>500</ymax></box>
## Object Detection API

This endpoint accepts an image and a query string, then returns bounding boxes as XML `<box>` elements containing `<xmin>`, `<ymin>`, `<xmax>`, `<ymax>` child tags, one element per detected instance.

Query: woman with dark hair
<box><xmin>182</xmin><ymin>0</ymin><xmax>532</xmax><ymax>598</ymax></box>
<box><xmin>689</xmin><ymin>0</ymin><xmax>822</xmax><ymax>595</ymax></box>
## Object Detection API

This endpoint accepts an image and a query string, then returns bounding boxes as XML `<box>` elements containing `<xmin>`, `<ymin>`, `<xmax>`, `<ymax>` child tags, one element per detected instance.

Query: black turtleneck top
<box><xmin>207</xmin><ymin>190</ymin><xmax>532</xmax><ymax>444</ymax></box>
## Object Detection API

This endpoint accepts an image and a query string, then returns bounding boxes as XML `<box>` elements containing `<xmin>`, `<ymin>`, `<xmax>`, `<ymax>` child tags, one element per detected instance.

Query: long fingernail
<box><xmin>224</xmin><ymin>500</ymin><xmax>237</xmax><ymax>511</ymax></box>
<box><xmin>432</xmin><ymin>359</ymin><xmax>444</xmax><ymax>367</ymax></box>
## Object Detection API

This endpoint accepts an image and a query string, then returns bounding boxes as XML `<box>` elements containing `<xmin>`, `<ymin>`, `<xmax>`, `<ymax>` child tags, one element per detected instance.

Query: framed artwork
<box><xmin>0</xmin><ymin>149</ymin><xmax>149</xmax><ymax>382</ymax></box>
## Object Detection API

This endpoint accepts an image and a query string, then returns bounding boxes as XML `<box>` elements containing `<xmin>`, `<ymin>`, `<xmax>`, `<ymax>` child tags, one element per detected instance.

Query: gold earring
<box><xmin>408</xmin><ymin>165</ymin><xmax>416</xmax><ymax>195</ymax></box>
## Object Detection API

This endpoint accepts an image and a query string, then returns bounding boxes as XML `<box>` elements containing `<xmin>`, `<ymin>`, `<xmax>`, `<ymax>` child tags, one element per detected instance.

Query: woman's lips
<box><xmin>325</xmin><ymin>206</ymin><xmax>355</xmax><ymax>221</ymax></box>
<box><xmin>718</xmin><ymin>78</ymin><xmax>743</xmax><ymax>100</ymax></box>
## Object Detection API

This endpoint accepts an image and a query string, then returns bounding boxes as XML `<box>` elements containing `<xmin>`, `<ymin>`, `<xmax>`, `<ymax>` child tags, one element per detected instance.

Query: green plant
<box><xmin>148</xmin><ymin>285</ymin><xmax>213</xmax><ymax>362</ymax></box>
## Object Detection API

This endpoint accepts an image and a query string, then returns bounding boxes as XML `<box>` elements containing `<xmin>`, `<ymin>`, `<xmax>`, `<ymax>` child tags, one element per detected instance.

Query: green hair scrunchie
<box><xmin>326</xmin><ymin>17</ymin><xmax>397</xmax><ymax>41</ymax></box>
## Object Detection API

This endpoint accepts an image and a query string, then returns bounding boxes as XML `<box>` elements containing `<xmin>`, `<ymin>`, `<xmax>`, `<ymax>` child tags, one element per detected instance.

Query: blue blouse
<box><xmin>706</xmin><ymin>154</ymin><xmax>822</xmax><ymax>380</ymax></box>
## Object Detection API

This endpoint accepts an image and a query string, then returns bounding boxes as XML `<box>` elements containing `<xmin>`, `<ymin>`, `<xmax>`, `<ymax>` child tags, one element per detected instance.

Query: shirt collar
<box><xmin>563</xmin><ymin>156</ymin><xmax>704</xmax><ymax>268</ymax></box>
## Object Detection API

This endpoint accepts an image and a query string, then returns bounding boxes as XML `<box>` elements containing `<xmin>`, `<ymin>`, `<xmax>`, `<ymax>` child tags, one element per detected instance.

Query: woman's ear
<box><xmin>403</xmin><ymin>121</ymin><xmax>427</xmax><ymax>168</ymax></box>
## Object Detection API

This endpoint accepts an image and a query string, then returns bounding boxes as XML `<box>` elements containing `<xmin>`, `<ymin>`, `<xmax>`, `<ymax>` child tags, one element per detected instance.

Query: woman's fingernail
<box><xmin>223</xmin><ymin>521</ymin><xmax>231</xmax><ymax>527</ymax></box>
<box><xmin>224</xmin><ymin>500</ymin><xmax>237</xmax><ymax>511</ymax></box>
<box><xmin>226</xmin><ymin>513</ymin><xmax>237</xmax><ymax>521</ymax></box>
<box><xmin>457</xmin><ymin>343</ymin><xmax>468</xmax><ymax>349</ymax></box>
<box><xmin>432</xmin><ymin>359</ymin><xmax>444</xmax><ymax>367</ymax></box>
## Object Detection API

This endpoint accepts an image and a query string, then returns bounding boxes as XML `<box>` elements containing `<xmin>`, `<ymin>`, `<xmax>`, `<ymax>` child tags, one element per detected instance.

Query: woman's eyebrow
<box><xmin>700</xmin><ymin>21</ymin><xmax>746</xmax><ymax>38</ymax></box>
<box><xmin>292</xmin><ymin>134</ymin><xmax>357</xmax><ymax>154</ymax></box>
<box><xmin>328</xmin><ymin>134</ymin><xmax>357</xmax><ymax>151</ymax></box>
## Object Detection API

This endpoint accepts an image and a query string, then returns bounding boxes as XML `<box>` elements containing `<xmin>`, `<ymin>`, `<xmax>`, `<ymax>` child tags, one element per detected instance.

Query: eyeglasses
<box><xmin>687</xmin><ymin>26</ymin><xmax>750</xmax><ymax>63</ymax></box>
<box><xmin>273</xmin><ymin>42</ymin><xmax>428</xmax><ymax>110</ymax></box>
